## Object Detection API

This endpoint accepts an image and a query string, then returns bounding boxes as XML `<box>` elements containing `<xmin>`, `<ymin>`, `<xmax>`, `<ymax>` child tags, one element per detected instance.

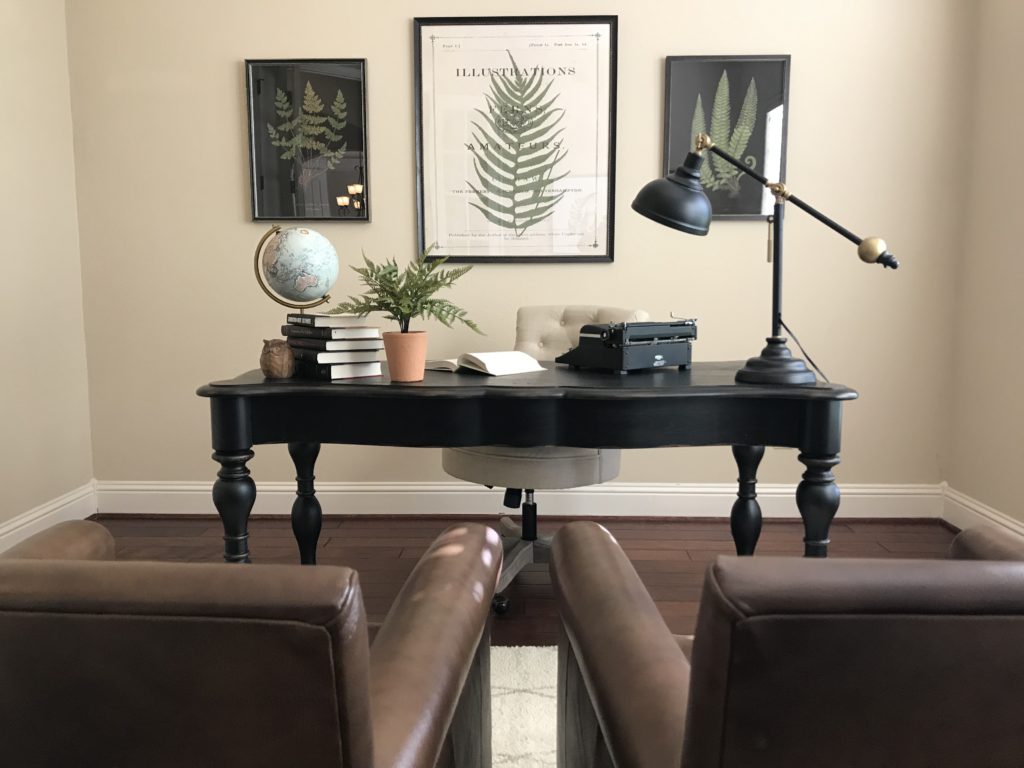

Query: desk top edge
<box><xmin>197</xmin><ymin>362</ymin><xmax>858</xmax><ymax>401</ymax></box>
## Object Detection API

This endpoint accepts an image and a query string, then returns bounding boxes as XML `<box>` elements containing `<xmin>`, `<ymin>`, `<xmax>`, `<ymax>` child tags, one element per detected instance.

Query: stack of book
<box><xmin>282</xmin><ymin>313</ymin><xmax>383</xmax><ymax>380</ymax></box>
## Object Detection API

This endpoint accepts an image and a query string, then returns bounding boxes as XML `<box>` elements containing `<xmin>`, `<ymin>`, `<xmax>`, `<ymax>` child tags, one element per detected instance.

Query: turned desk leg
<box><xmin>796</xmin><ymin>452</ymin><xmax>841</xmax><ymax>558</ymax></box>
<box><xmin>212</xmin><ymin>450</ymin><xmax>256</xmax><ymax>563</ymax></box>
<box><xmin>289</xmin><ymin>442</ymin><xmax>323</xmax><ymax>565</ymax></box>
<box><xmin>731</xmin><ymin>445</ymin><xmax>765</xmax><ymax>555</ymax></box>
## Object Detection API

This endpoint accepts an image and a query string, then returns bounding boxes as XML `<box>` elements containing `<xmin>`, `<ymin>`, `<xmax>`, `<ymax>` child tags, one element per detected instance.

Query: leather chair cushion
<box><xmin>442</xmin><ymin>444</ymin><xmax>621</xmax><ymax>489</ymax></box>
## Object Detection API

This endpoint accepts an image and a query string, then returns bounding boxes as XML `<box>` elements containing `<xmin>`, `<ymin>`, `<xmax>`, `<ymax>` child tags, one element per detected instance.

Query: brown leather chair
<box><xmin>550</xmin><ymin>521</ymin><xmax>1024</xmax><ymax>768</ymax></box>
<box><xmin>0</xmin><ymin>520</ymin><xmax>503</xmax><ymax>768</ymax></box>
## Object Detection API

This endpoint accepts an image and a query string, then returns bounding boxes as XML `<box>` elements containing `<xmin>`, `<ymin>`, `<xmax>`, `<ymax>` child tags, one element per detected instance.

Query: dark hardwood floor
<box><xmin>92</xmin><ymin>514</ymin><xmax>957</xmax><ymax>646</ymax></box>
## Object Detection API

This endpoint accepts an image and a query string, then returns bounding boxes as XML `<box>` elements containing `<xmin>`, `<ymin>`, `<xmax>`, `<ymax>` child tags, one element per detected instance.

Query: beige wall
<box><xmin>947</xmin><ymin>0</ymin><xmax>1024</xmax><ymax>520</ymax></box>
<box><xmin>0</xmin><ymin>0</ymin><xmax>93</xmax><ymax>522</ymax></box>
<box><xmin>62</xmin><ymin>1</ymin><xmax>969</xmax><ymax>494</ymax></box>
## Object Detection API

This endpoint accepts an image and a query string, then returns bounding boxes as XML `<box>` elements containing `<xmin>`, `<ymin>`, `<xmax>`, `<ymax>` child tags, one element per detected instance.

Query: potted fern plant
<box><xmin>328</xmin><ymin>246</ymin><xmax>481</xmax><ymax>382</ymax></box>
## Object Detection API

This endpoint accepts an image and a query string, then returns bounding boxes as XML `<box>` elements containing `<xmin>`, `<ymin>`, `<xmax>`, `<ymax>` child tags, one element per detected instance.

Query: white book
<box><xmin>290</xmin><ymin>348</ymin><xmax>381</xmax><ymax>365</ymax></box>
<box><xmin>286</xmin><ymin>338</ymin><xmax>384</xmax><ymax>352</ymax></box>
<box><xmin>426</xmin><ymin>351</ymin><xmax>545</xmax><ymax>376</ymax></box>
<box><xmin>326</xmin><ymin>361</ymin><xmax>382</xmax><ymax>379</ymax></box>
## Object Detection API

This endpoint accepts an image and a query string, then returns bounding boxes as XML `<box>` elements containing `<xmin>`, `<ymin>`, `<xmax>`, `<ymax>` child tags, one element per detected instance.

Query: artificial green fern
<box><xmin>329</xmin><ymin>245</ymin><xmax>482</xmax><ymax>334</ymax></box>
<box><xmin>267</xmin><ymin>81</ymin><xmax>348</xmax><ymax>187</ymax></box>
<box><xmin>467</xmin><ymin>51</ymin><xmax>569</xmax><ymax>236</ymax></box>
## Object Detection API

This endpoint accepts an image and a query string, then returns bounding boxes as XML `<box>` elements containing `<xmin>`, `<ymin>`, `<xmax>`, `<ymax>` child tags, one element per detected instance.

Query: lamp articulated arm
<box><xmin>694</xmin><ymin>133</ymin><xmax>898</xmax><ymax>270</ymax></box>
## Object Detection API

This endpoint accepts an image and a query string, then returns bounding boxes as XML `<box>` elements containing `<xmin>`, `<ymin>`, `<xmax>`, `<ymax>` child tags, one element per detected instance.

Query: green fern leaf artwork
<box><xmin>689</xmin><ymin>70</ymin><xmax>760</xmax><ymax>197</ymax></box>
<box><xmin>690</xmin><ymin>93</ymin><xmax>718</xmax><ymax>189</ymax></box>
<box><xmin>266</xmin><ymin>81</ymin><xmax>348</xmax><ymax>186</ymax></box>
<box><xmin>728</xmin><ymin>78</ymin><xmax>758</xmax><ymax>159</ymax></box>
<box><xmin>466</xmin><ymin>51</ymin><xmax>570</xmax><ymax>237</ymax></box>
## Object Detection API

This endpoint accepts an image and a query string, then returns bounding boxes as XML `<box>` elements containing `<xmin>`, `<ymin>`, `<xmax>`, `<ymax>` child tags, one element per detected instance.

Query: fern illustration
<box><xmin>466</xmin><ymin>51</ymin><xmax>570</xmax><ymax>236</ymax></box>
<box><xmin>690</xmin><ymin>71</ymin><xmax>759</xmax><ymax>196</ymax></box>
<box><xmin>267</xmin><ymin>81</ymin><xmax>348</xmax><ymax>189</ymax></box>
<box><xmin>690</xmin><ymin>93</ymin><xmax>718</xmax><ymax>189</ymax></box>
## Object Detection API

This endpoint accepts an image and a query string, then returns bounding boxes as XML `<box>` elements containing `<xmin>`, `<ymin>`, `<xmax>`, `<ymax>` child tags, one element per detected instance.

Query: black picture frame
<box><xmin>664</xmin><ymin>55</ymin><xmax>790</xmax><ymax>220</ymax></box>
<box><xmin>414</xmin><ymin>16</ymin><xmax>618</xmax><ymax>263</ymax></box>
<box><xmin>246</xmin><ymin>59</ymin><xmax>369</xmax><ymax>221</ymax></box>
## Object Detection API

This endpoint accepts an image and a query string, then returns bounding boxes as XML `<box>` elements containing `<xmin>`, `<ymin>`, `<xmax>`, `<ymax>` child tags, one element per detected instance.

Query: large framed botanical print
<box><xmin>246</xmin><ymin>59</ymin><xmax>369</xmax><ymax>221</ymax></box>
<box><xmin>663</xmin><ymin>55</ymin><xmax>790</xmax><ymax>220</ymax></box>
<box><xmin>415</xmin><ymin>16</ymin><xmax>618</xmax><ymax>263</ymax></box>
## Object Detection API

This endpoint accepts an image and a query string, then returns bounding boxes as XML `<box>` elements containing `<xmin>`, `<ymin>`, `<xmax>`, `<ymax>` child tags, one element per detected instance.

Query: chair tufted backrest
<box><xmin>514</xmin><ymin>305</ymin><xmax>651</xmax><ymax>361</ymax></box>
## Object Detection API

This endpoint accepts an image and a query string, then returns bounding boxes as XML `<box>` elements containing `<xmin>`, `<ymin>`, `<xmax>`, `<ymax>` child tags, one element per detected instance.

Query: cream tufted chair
<box><xmin>442</xmin><ymin>305</ymin><xmax>650</xmax><ymax>608</ymax></box>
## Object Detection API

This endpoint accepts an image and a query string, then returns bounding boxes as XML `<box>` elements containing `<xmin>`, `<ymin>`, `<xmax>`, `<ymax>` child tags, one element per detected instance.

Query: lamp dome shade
<box><xmin>631</xmin><ymin>152</ymin><xmax>712</xmax><ymax>236</ymax></box>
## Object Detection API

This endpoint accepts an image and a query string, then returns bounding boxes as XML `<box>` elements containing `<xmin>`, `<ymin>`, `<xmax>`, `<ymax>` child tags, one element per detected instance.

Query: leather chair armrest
<box><xmin>550</xmin><ymin>521</ymin><xmax>688</xmax><ymax>768</ymax></box>
<box><xmin>948</xmin><ymin>525</ymin><xmax>1024</xmax><ymax>561</ymax></box>
<box><xmin>369</xmin><ymin>524</ymin><xmax>502</xmax><ymax>768</ymax></box>
<box><xmin>0</xmin><ymin>521</ymin><xmax>115</xmax><ymax>561</ymax></box>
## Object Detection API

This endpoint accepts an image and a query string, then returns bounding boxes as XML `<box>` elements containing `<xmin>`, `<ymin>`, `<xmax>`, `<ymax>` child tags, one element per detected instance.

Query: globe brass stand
<box><xmin>253</xmin><ymin>225</ymin><xmax>332</xmax><ymax>312</ymax></box>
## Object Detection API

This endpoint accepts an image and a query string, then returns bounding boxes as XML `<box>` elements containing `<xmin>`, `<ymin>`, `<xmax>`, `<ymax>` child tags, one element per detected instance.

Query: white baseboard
<box><xmin>6</xmin><ymin>481</ymin><xmax>1024</xmax><ymax>551</ymax></box>
<box><xmin>95</xmin><ymin>480</ymin><xmax>945</xmax><ymax>520</ymax></box>
<box><xmin>0</xmin><ymin>481</ymin><xmax>97</xmax><ymax>553</ymax></box>
<box><xmin>942</xmin><ymin>483</ymin><xmax>1024</xmax><ymax>537</ymax></box>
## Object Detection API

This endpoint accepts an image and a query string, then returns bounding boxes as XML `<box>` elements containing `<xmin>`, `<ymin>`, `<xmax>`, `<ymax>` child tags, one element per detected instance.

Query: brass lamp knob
<box><xmin>857</xmin><ymin>236</ymin><xmax>888</xmax><ymax>264</ymax></box>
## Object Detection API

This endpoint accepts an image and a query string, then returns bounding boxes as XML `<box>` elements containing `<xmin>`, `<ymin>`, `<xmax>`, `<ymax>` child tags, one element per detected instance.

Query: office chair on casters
<box><xmin>442</xmin><ymin>305</ymin><xmax>649</xmax><ymax>612</ymax></box>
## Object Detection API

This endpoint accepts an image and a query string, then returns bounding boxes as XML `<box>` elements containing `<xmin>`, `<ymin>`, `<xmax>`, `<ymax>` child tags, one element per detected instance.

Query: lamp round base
<box><xmin>735</xmin><ymin>337</ymin><xmax>817</xmax><ymax>385</ymax></box>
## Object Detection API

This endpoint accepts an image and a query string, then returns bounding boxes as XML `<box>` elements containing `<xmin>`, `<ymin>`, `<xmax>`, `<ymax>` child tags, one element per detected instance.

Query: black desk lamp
<box><xmin>632</xmin><ymin>132</ymin><xmax>898</xmax><ymax>385</ymax></box>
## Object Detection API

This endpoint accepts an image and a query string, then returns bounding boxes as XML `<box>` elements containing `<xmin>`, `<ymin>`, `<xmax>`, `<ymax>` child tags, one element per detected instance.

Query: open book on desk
<box><xmin>426</xmin><ymin>351</ymin><xmax>545</xmax><ymax>376</ymax></box>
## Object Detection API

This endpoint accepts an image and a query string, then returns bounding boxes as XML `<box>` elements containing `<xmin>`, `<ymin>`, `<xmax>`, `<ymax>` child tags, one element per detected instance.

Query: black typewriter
<box><xmin>555</xmin><ymin>319</ymin><xmax>697</xmax><ymax>373</ymax></box>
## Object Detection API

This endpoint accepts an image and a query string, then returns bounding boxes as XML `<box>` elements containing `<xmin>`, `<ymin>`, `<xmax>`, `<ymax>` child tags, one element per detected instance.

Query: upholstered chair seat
<box><xmin>443</xmin><ymin>444</ymin><xmax>621</xmax><ymax>490</ymax></box>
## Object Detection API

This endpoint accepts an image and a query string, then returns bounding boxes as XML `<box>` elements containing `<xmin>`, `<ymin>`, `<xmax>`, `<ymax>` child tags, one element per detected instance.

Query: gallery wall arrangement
<box><xmin>16</xmin><ymin>0</ymin><xmax>1020</xmax><ymax>535</ymax></box>
<box><xmin>414</xmin><ymin>16</ymin><xmax>618</xmax><ymax>263</ymax></box>
<box><xmin>246</xmin><ymin>59</ymin><xmax>370</xmax><ymax>221</ymax></box>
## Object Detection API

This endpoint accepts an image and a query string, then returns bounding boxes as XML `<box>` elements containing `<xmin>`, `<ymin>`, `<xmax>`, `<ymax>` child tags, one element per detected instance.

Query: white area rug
<box><xmin>492</xmin><ymin>646</ymin><xmax>558</xmax><ymax>767</ymax></box>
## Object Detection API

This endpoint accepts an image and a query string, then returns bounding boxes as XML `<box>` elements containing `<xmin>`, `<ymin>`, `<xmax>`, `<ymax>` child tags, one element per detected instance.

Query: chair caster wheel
<box><xmin>491</xmin><ymin>595</ymin><xmax>511</xmax><ymax>615</ymax></box>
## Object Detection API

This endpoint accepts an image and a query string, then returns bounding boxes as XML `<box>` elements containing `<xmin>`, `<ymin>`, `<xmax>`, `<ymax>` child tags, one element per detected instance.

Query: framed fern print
<box><xmin>664</xmin><ymin>55</ymin><xmax>790</xmax><ymax>220</ymax></box>
<box><xmin>246</xmin><ymin>59</ymin><xmax>369</xmax><ymax>221</ymax></box>
<box><xmin>415</xmin><ymin>16</ymin><xmax>617</xmax><ymax>263</ymax></box>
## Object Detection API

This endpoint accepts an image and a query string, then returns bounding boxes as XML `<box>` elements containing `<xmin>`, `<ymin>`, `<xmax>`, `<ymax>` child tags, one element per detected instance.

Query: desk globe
<box><xmin>254</xmin><ymin>225</ymin><xmax>339</xmax><ymax>310</ymax></box>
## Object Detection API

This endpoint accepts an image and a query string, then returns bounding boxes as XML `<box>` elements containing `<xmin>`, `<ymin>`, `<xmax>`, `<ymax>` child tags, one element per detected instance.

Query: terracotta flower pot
<box><xmin>383</xmin><ymin>330</ymin><xmax>428</xmax><ymax>382</ymax></box>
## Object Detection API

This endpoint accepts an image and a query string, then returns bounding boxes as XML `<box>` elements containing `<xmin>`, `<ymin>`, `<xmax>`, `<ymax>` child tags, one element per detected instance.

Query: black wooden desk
<box><xmin>197</xmin><ymin>362</ymin><xmax>857</xmax><ymax>564</ymax></box>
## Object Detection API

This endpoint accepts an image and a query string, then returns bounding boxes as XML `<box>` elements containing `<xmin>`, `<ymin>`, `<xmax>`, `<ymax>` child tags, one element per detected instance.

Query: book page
<box><xmin>457</xmin><ymin>351</ymin><xmax>544</xmax><ymax>376</ymax></box>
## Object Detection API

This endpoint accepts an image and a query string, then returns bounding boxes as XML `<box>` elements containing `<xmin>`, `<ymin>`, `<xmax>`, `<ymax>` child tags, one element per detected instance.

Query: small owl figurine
<box><xmin>260</xmin><ymin>339</ymin><xmax>294</xmax><ymax>379</ymax></box>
